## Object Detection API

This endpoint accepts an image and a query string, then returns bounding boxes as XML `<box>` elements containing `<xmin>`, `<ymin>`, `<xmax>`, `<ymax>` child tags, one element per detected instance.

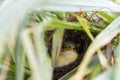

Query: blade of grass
<box><xmin>76</xmin><ymin>16</ymin><xmax>94</xmax><ymax>40</ymax></box>
<box><xmin>22</xmin><ymin>29</ymin><xmax>42</xmax><ymax>80</ymax></box>
<box><xmin>94</xmin><ymin>68</ymin><xmax>112</xmax><ymax>80</ymax></box>
<box><xmin>52</xmin><ymin>28</ymin><xmax>64</xmax><ymax>67</ymax></box>
<box><xmin>15</xmin><ymin>20</ymin><xmax>26</xmax><ymax>80</ymax></box>
<box><xmin>0</xmin><ymin>36</ymin><xmax>7</xmax><ymax>65</ymax></box>
<box><xmin>88</xmin><ymin>64</ymin><xmax>102</xmax><ymax>80</ymax></box>
<box><xmin>113</xmin><ymin>35</ymin><xmax>120</xmax><ymax>80</ymax></box>
<box><xmin>97</xmin><ymin>12</ymin><xmax>115</xmax><ymax>23</ymax></box>
<box><xmin>59</xmin><ymin>67</ymin><xmax>78</xmax><ymax>80</ymax></box>
<box><xmin>43</xmin><ymin>0</ymin><xmax>120</xmax><ymax>12</ymax></box>
<box><xmin>46</xmin><ymin>19</ymin><xmax>102</xmax><ymax>32</ymax></box>
<box><xmin>34</xmin><ymin>22</ymin><xmax>52</xmax><ymax>80</ymax></box>
<box><xmin>0</xmin><ymin>0</ymin><xmax>40</xmax><ymax>38</ymax></box>
<box><xmin>0</xmin><ymin>45</ymin><xmax>11</xmax><ymax>80</ymax></box>
<box><xmin>8</xmin><ymin>26</ymin><xmax>18</xmax><ymax>63</ymax></box>
<box><xmin>76</xmin><ymin>15</ymin><xmax>109</xmax><ymax>69</ymax></box>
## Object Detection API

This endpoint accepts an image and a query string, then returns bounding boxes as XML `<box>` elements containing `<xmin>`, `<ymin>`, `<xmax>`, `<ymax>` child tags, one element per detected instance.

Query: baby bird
<box><xmin>55</xmin><ymin>42</ymin><xmax>78</xmax><ymax>68</ymax></box>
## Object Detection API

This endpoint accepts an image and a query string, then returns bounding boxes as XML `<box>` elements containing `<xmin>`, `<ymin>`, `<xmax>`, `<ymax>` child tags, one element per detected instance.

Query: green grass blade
<box><xmin>22</xmin><ymin>29</ymin><xmax>42</xmax><ymax>80</ymax></box>
<box><xmin>0</xmin><ymin>45</ymin><xmax>11</xmax><ymax>80</ymax></box>
<box><xmin>76</xmin><ymin>16</ymin><xmax>94</xmax><ymax>40</ymax></box>
<box><xmin>76</xmin><ymin>15</ymin><xmax>109</xmax><ymax>69</ymax></box>
<box><xmin>113</xmin><ymin>36</ymin><xmax>120</xmax><ymax>80</ymax></box>
<box><xmin>0</xmin><ymin>0</ymin><xmax>40</xmax><ymax>38</ymax></box>
<box><xmin>97</xmin><ymin>12</ymin><xmax>115</xmax><ymax>23</ymax></box>
<box><xmin>34</xmin><ymin>23</ymin><xmax>53</xmax><ymax>80</ymax></box>
<box><xmin>15</xmin><ymin>20</ymin><xmax>26</xmax><ymax>80</ymax></box>
<box><xmin>46</xmin><ymin>19</ymin><xmax>102</xmax><ymax>32</ymax></box>
<box><xmin>94</xmin><ymin>68</ymin><xmax>112</xmax><ymax>80</ymax></box>
<box><xmin>59</xmin><ymin>67</ymin><xmax>77</xmax><ymax>80</ymax></box>
<box><xmin>52</xmin><ymin>28</ymin><xmax>64</xmax><ymax>67</ymax></box>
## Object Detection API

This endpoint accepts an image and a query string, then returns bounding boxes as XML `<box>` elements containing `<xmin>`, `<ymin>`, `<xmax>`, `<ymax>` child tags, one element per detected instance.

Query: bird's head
<box><xmin>63</xmin><ymin>41</ymin><xmax>76</xmax><ymax>51</ymax></box>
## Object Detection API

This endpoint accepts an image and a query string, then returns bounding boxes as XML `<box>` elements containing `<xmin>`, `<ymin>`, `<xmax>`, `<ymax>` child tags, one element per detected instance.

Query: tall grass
<box><xmin>0</xmin><ymin>0</ymin><xmax>120</xmax><ymax>80</ymax></box>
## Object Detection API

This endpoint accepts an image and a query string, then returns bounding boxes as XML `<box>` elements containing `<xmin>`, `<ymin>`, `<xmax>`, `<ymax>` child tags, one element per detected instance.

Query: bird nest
<box><xmin>46</xmin><ymin>29</ymin><xmax>92</xmax><ymax>80</ymax></box>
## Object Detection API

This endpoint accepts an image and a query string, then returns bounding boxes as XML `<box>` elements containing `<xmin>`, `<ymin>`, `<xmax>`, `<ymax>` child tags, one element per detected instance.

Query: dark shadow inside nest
<box><xmin>46</xmin><ymin>29</ymin><xmax>91</xmax><ymax>80</ymax></box>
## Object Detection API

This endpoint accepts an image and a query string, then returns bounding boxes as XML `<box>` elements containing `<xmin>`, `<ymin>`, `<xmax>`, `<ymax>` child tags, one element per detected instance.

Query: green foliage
<box><xmin>0</xmin><ymin>0</ymin><xmax>120</xmax><ymax>80</ymax></box>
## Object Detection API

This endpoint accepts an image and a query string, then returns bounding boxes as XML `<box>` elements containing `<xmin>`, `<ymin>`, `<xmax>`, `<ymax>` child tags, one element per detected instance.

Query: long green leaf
<box><xmin>113</xmin><ymin>36</ymin><xmax>120</xmax><ymax>80</ymax></box>
<box><xmin>22</xmin><ymin>29</ymin><xmax>42</xmax><ymax>80</ymax></box>
<box><xmin>15</xmin><ymin>19</ymin><xmax>26</xmax><ymax>80</ymax></box>
<box><xmin>76</xmin><ymin>15</ymin><xmax>109</xmax><ymax>69</ymax></box>
<box><xmin>34</xmin><ymin>23</ymin><xmax>52</xmax><ymax>80</ymax></box>
<box><xmin>52</xmin><ymin>28</ymin><xmax>64</xmax><ymax>67</ymax></box>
